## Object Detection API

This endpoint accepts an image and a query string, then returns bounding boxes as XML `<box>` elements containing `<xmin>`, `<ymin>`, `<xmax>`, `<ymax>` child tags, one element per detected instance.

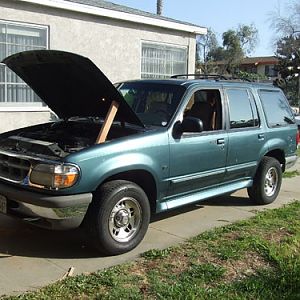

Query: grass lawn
<box><xmin>283</xmin><ymin>170</ymin><xmax>300</xmax><ymax>178</ymax></box>
<box><xmin>2</xmin><ymin>201</ymin><xmax>300</xmax><ymax>300</ymax></box>
<box><xmin>283</xmin><ymin>147</ymin><xmax>300</xmax><ymax>178</ymax></box>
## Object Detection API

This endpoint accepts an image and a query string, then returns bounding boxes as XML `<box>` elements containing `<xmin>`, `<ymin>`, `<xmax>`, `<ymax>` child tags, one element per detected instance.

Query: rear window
<box><xmin>259</xmin><ymin>90</ymin><xmax>294</xmax><ymax>127</ymax></box>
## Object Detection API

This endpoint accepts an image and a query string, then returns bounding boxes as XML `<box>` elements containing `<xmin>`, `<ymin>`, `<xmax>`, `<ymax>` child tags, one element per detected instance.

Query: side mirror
<box><xmin>172</xmin><ymin>117</ymin><xmax>203</xmax><ymax>138</ymax></box>
<box><xmin>181</xmin><ymin>117</ymin><xmax>203</xmax><ymax>133</ymax></box>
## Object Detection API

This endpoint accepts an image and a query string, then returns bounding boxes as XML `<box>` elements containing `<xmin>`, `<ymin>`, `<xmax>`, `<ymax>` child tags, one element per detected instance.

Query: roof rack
<box><xmin>170</xmin><ymin>74</ymin><xmax>288</xmax><ymax>88</ymax></box>
<box><xmin>170</xmin><ymin>74</ymin><xmax>252</xmax><ymax>82</ymax></box>
<box><xmin>171</xmin><ymin>74</ymin><xmax>226</xmax><ymax>80</ymax></box>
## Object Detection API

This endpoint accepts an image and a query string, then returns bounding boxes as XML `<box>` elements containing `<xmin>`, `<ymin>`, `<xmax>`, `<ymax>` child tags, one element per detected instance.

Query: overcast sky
<box><xmin>111</xmin><ymin>0</ymin><xmax>293</xmax><ymax>57</ymax></box>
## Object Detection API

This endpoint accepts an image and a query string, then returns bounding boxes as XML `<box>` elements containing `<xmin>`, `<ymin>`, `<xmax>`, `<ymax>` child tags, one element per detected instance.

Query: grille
<box><xmin>0</xmin><ymin>153</ymin><xmax>31</xmax><ymax>182</ymax></box>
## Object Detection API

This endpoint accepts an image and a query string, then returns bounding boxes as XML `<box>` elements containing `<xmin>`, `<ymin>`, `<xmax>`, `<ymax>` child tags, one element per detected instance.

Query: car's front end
<box><xmin>0</xmin><ymin>128</ymin><xmax>91</xmax><ymax>229</ymax></box>
<box><xmin>0</xmin><ymin>49</ymin><xmax>148</xmax><ymax>230</ymax></box>
<box><xmin>0</xmin><ymin>114</ymin><xmax>150</xmax><ymax>229</ymax></box>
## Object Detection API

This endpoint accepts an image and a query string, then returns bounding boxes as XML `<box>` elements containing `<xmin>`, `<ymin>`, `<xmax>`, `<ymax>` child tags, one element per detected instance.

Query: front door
<box><xmin>167</xmin><ymin>88</ymin><xmax>228</xmax><ymax>200</ymax></box>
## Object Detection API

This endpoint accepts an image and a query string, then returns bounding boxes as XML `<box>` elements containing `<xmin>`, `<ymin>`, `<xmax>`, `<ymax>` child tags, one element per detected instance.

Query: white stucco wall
<box><xmin>0</xmin><ymin>111</ymin><xmax>56</xmax><ymax>132</ymax></box>
<box><xmin>0</xmin><ymin>0</ymin><xmax>198</xmax><ymax>132</ymax></box>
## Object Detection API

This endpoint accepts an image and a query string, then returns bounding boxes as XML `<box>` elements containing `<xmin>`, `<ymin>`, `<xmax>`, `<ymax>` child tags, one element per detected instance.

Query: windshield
<box><xmin>117</xmin><ymin>82</ymin><xmax>186</xmax><ymax>126</ymax></box>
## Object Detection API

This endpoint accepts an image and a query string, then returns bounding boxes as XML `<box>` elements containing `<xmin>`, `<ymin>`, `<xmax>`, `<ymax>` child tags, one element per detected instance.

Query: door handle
<box><xmin>258</xmin><ymin>134</ymin><xmax>264</xmax><ymax>140</ymax></box>
<box><xmin>217</xmin><ymin>138</ymin><xmax>225</xmax><ymax>145</ymax></box>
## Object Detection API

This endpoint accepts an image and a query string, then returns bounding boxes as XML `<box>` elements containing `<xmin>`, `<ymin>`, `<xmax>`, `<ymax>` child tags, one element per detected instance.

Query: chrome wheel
<box><xmin>264</xmin><ymin>167</ymin><xmax>278</xmax><ymax>197</ymax></box>
<box><xmin>247</xmin><ymin>157</ymin><xmax>282</xmax><ymax>205</ymax></box>
<box><xmin>108</xmin><ymin>197</ymin><xmax>142</xmax><ymax>243</ymax></box>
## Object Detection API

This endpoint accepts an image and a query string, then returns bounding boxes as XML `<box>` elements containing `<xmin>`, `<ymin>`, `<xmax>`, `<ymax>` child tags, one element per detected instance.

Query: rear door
<box><xmin>224</xmin><ymin>87</ymin><xmax>265</xmax><ymax>182</ymax></box>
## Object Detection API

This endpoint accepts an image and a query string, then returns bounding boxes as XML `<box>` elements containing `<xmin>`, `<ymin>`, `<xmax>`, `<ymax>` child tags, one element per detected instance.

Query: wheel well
<box><xmin>103</xmin><ymin>170</ymin><xmax>157</xmax><ymax>213</ymax></box>
<box><xmin>264</xmin><ymin>149</ymin><xmax>285</xmax><ymax>171</ymax></box>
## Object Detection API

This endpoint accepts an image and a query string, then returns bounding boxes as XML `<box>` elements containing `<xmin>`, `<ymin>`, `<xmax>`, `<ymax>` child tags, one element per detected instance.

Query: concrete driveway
<box><xmin>1</xmin><ymin>163</ymin><xmax>299</xmax><ymax>297</ymax></box>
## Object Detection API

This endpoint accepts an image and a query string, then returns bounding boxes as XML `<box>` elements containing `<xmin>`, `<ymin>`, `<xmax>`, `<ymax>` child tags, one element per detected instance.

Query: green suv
<box><xmin>0</xmin><ymin>50</ymin><xmax>298</xmax><ymax>255</ymax></box>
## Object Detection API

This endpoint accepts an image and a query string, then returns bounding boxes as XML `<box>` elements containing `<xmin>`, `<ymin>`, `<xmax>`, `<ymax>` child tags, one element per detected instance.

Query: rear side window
<box><xmin>226</xmin><ymin>89</ymin><xmax>259</xmax><ymax>129</ymax></box>
<box><xmin>259</xmin><ymin>90</ymin><xmax>294</xmax><ymax>127</ymax></box>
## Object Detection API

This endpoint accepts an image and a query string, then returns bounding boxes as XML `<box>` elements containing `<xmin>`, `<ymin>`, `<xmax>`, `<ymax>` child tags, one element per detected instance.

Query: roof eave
<box><xmin>18</xmin><ymin>0</ymin><xmax>207</xmax><ymax>35</ymax></box>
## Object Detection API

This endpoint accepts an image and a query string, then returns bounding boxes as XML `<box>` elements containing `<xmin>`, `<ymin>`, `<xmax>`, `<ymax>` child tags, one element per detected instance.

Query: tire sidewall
<box><xmin>92</xmin><ymin>181</ymin><xmax>150</xmax><ymax>255</ymax></box>
<box><xmin>257</xmin><ymin>157</ymin><xmax>282</xmax><ymax>204</ymax></box>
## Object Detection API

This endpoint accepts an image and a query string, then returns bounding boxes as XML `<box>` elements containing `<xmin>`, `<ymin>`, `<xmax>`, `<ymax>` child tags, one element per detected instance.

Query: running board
<box><xmin>159</xmin><ymin>179</ymin><xmax>253</xmax><ymax>211</ymax></box>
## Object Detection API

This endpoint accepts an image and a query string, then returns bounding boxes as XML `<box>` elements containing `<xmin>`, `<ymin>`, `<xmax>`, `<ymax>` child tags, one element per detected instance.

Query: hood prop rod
<box><xmin>95</xmin><ymin>100</ymin><xmax>119</xmax><ymax>144</ymax></box>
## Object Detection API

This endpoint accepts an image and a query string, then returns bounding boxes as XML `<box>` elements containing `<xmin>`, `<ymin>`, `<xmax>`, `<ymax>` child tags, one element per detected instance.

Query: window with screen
<box><xmin>0</xmin><ymin>21</ymin><xmax>48</xmax><ymax>107</ymax></box>
<box><xmin>141</xmin><ymin>42</ymin><xmax>187</xmax><ymax>79</ymax></box>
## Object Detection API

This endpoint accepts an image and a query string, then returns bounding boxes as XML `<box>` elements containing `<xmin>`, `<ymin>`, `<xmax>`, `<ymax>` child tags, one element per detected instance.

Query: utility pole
<box><xmin>157</xmin><ymin>0</ymin><xmax>163</xmax><ymax>15</ymax></box>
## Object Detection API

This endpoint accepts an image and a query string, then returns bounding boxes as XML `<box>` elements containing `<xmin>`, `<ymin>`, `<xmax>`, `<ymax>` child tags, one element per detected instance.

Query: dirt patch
<box><xmin>261</xmin><ymin>227</ymin><xmax>295</xmax><ymax>244</ymax></box>
<box><xmin>222</xmin><ymin>251</ymin><xmax>273</xmax><ymax>283</ymax></box>
<box><xmin>221</xmin><ymin>231</ymin><xmax>243</xmax><ymax>241</ymax></box>
<box><xmin>130</xmin><ymin>262</ymin><xmax>148</xmax><ymax>283</ymax></box>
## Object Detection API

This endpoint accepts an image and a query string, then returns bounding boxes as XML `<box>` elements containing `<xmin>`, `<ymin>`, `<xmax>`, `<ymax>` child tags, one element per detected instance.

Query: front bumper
<box><xmin>0</xmin><ymin>182</ymin><xmax>92</xmax><ymax>230</ymax></box>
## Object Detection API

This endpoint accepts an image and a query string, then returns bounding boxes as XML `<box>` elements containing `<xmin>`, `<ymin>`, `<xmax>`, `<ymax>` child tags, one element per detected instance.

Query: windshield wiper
<box><xmin>68</xmin><ymin>116</ymin><xmax>99</xmax><ymax>123</ymax></box>
<box><xmin>284</xmin><ymin>116</ymin><xmax>295</xmax><ymax>124</ymax></box>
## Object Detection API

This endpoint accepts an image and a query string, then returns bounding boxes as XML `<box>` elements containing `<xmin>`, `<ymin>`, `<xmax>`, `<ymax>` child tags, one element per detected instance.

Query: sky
<box><xmin>110</xmin><ymin>0</ymin><xmax>293</xmax><ymax>57</ymax></box>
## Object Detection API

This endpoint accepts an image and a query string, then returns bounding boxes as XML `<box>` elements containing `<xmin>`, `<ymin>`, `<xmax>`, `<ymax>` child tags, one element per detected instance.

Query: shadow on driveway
<box><xmin>0</xmin><ymin>215</ymin><xmax>100</xmax><ymax>259</ymax></box>
<box><xmin>0</xmin><ymin>193</ymin><xmax>252</xmax><ymax>259</ymax></box>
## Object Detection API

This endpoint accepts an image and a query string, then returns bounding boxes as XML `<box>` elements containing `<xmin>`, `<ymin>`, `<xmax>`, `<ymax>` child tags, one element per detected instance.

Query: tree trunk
<box><xmin>157</xmin><ymin>0</ymin><xmax>163</xmax><ymax>15</ymax></box>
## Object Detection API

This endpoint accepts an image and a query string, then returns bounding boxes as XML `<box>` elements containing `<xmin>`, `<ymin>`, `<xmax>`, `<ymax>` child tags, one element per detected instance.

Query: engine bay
<box><xmin>0</xmin><ymin>120</ymin><xmax>141</xmax><ymax>158</ymax></box>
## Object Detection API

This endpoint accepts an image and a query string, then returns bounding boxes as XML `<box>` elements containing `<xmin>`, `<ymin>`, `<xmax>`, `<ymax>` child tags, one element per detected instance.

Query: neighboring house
<box><xmin>238</xmin><ymin>56</ymin><xmax>279</xmax><ymax>78</ymax></box>
<box><xmin>204</xmin><ymin>56</ymin><xmax>279</xmax><ymax>79</ymax></box>
<box><xmin>0</xmin><ymin>0</ymin><xmax>206</xmax><ymax>132</ymax></box>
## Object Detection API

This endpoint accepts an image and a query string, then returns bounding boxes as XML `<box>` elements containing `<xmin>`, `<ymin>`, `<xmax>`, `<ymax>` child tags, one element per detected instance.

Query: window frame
<box><xmin>0</xmin><ymin>19</ymin><xmax>49</xmax><ymax>112</ymax></box>
<box><xmin>140</xmin><ymin>41</ymin><xmax>188</xmax><ymax>79</ymax></box>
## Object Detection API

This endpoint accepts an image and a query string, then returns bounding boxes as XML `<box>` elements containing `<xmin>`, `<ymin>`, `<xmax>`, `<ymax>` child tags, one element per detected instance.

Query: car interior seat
<box><xmin>187</xmin><ymin>98</ymin><xmax>213</xmax><ymax>131</ymax></box>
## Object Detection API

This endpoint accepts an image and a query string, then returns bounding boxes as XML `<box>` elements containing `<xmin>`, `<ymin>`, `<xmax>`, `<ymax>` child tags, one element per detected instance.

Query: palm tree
<box><xmin>157</xmin><ymin>0</ymin><xmax>163</xmax><ymax>15</ymax></box>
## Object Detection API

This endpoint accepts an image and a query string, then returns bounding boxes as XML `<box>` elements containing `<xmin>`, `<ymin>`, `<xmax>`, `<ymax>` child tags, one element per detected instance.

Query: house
<box><xmin>203</xmin><ymin>56</ymin><xmax>279</xmax><ymax>79</ymax></box>
<box><xmin>238</xmin><ymin>56</ymin><xmax>279</xmax><ymax>78</ymax></box>
<box><xmin>0</xmin><ymin>0</ymin><xmax>206</xmax><ymax>132</ymax></box>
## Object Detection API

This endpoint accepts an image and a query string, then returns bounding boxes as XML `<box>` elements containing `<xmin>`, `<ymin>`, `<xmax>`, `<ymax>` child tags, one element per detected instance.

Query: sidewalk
<box><xmin>0</xmin><ymin>159</ymin><xmax>299</xmax><ymax>297</ymax></box>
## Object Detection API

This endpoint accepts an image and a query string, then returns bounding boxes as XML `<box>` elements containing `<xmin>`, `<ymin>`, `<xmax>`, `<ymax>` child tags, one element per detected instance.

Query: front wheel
<box><xmin>85</xmin><ymin>180</ymin><xmax>150</xmax><ymax>255</ymax></box>
<box><xmin>247</xmin><ymin>157</ymin><xmax>282</xmax><ymax>205</ymax></box>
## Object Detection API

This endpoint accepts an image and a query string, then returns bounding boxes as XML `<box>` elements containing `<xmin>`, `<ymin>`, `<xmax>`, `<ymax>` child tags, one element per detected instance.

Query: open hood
<box><xmin>2</xmin><ymin>50</ymin><xmax>144</xmax><ymax>127</ymax></box>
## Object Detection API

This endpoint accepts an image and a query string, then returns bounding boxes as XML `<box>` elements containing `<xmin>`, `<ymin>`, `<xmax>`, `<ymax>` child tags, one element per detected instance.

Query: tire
<box><xmin>84</xmin><ymin>180</ymin><xmax>150</xmax><ymax>255</ymax></box>
<box><xmin>247</xmin><ymin>156</ymin><xmax>282</xmax><ymax>205</ymax></box>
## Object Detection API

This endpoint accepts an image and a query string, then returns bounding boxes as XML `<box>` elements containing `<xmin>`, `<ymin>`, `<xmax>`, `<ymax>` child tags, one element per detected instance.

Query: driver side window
<box><xmin>184</xmin><ymin>89</ymin><xmax>222</xmax><ymax>131</ymax></box>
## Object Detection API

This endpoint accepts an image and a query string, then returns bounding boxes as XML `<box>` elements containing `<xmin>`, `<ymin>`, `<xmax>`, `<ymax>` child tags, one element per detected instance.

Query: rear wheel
<box><xmin>247</xmin><ymin>157</ymin><xmax>282</xmax><ymax>205</ymax></box>
<box><xmin>85</xmin><ymin>180</ymin><xmax>150</xmax><ymax>255</ymax></box>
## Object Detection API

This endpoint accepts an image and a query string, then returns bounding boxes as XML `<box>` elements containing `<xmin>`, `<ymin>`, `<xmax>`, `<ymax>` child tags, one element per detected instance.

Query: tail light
<box><xmin>296</xmin><ymin>130</ymin><xmax>300</xmax><ymax>146</ymax></box>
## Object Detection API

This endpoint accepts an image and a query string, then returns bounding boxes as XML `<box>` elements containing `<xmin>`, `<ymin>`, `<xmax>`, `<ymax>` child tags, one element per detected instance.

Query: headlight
<box><xmin>30</xmin><ymin>164</ymin><xmax>80</xmax><ymax>189</ymax></box>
